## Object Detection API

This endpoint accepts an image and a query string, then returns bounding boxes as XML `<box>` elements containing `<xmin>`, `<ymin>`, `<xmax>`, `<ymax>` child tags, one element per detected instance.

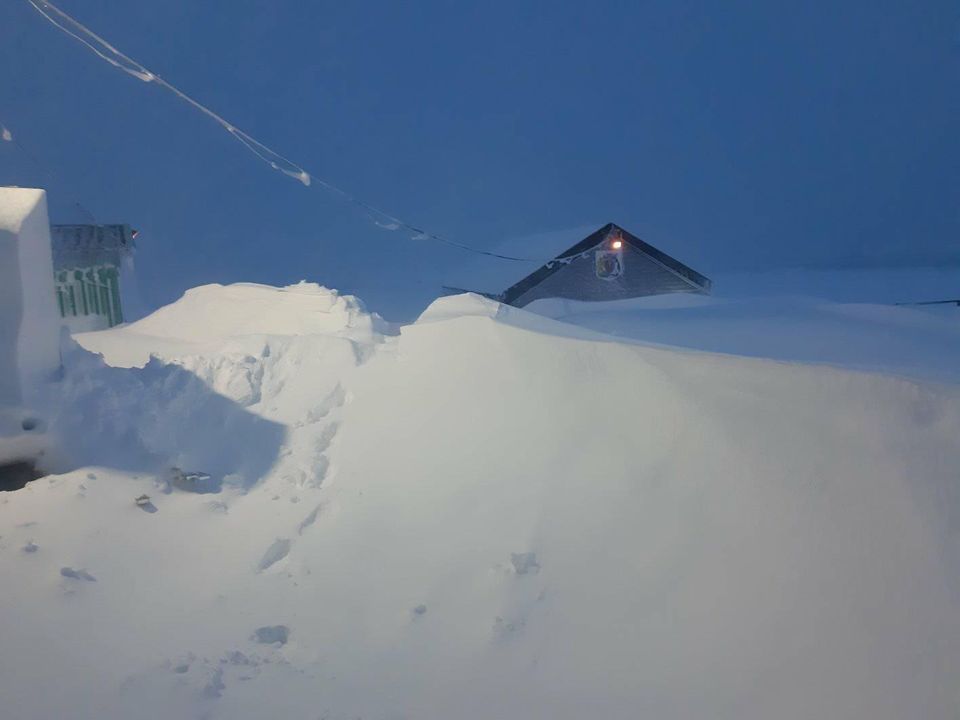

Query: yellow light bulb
<box><xmin>611</xmin><ymin>239</ymin><xmax>623</xmax><ymax>249</ymax></box>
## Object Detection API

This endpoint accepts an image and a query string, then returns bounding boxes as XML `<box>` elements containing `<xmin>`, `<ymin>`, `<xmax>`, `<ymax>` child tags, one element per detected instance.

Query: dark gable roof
<box><xmin>500</xmin><ymin>222</ymin><xmax>711</xmax><ymax>305</ymax></box>
<box><xmin>51</xmin><ymin>224</ymin><xmax>136</xmax><ymax>271</ymax></box>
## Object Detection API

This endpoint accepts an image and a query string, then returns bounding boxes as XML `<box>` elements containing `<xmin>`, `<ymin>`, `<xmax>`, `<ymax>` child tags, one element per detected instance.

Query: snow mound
<box><xmin>77</xmin><ymin>282</ymin><xmax>391</xmax><ymax>368</ymax></box>
<box><xmin>131</xmin><ymin>281</ymin><xmax>385</xmax><ymax>341</ymax></box>
<box><xmin>415</xmin><ymin>291</ymin><xmax>504</xmax><ymax>324</ymax></box>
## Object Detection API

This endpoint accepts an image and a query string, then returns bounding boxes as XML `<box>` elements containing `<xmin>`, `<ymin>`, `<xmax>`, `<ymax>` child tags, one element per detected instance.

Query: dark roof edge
<box><xmin>618</xmin><ymin>225</ymin><xmax>712</xmax><ymax>293</ymax></box>
<box><xmin>500</xmin><ymin>223</ymin><xmax>613</xmax><ymax>304</ymax></box>
<box><xmin>501</xmin><ymin>223</ymin><xmax>710</xmax><ymax>304</ymax></box>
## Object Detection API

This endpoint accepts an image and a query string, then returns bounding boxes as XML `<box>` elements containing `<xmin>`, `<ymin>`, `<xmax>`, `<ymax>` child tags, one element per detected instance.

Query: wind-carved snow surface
<box><xmin>525</xmin><ymin>293</ymin><xmax>960</xmax><ymax>384</ymax></box>
<box><xmin>0</xmin><ymin>286</ymin><xmax>959</xmax><ymax>720</ymax></box>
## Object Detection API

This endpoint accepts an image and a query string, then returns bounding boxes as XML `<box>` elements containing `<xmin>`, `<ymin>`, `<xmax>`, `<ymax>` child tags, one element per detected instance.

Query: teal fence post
<box><xmin>97</xmin><ymin>268</ymin><xmax>111</xmax><ymax>326</ymax></box>
<box><xmin>73</xmin><ymin>270</ymin><xmax>89</xmax><ymax>315</ymax></box>
<box><xmin>86</xmin><ymin>268</ymin><xmax>100</xmax><ymax>315</ymax></box>
<box><xmin>107</xmin><ymin>267</ymin><xmax>123</xmax><ymax>325</ymax></box>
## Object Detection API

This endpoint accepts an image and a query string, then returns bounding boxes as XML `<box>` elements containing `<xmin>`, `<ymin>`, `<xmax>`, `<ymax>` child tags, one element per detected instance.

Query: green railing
<box><xmin>54</xmin><ymin>264</ymin><xmax>124</xmax><ymax>327</ymax></box>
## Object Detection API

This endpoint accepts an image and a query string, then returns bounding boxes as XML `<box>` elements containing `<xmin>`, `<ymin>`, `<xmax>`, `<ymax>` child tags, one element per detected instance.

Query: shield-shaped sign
<box><xmin>595</xmin><ymin>250</ymin><xmax>624</xmax><ymax>280</ymax></box>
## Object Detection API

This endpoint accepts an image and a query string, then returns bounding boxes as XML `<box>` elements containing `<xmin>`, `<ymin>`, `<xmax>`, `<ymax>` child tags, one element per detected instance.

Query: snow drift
<box><xmin>525</xmin><ymin>293</ymin><xmax>960</xmax><ymax>384</ymax></box>
<box><xmin>0</xmin><ymin>285</ymin><xmax>958</xmax><ymax>719</ymax></box>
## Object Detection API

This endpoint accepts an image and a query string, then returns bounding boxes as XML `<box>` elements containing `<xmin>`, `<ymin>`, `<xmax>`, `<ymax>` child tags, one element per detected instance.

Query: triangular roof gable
<box><xmin>500</xmin><ymin>222</ymin><xmax>711</xmax><ymax>305</ymax></box>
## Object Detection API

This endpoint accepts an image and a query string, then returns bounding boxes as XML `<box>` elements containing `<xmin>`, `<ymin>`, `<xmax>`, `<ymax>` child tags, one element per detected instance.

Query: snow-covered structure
<box><xmin>0</xmin><ymin>187</ymin><xmax>61</xmax><ymax>466</ymax></box>
<box><xmin>51</xmin><ymin>223</ymin><xmax>137</xmax><ymax>331</ymax></box>
<box><xmin>500</xmin><ymin>223</ymin><xmax>711</xmax><ymax>307</ymax></box>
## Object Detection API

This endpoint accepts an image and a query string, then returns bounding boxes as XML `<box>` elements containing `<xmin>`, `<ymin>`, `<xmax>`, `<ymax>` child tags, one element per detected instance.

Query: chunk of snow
<box><xmin>510</xmin><ymin>552</ymin><xmax>540</xmax><ymax>575</ymax></box>
<box><xmin>169</xmin><ymin>468</ymin><xmax>217</xmax><ymax>494</ymax></box>
<box><xmin>251</xmin><ymin>625</ymin><xmax>289</xmax><ymax>645</ymax></box>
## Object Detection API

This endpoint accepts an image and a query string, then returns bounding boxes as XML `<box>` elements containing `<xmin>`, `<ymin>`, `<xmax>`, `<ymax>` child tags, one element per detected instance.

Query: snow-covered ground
<box><xmin>1</xmin><ymin>279</ymin><xmax>959</xmax><ymax>719</ymax></box>
<box><xmin>527</xmin><ymin>293</ymin><xmax>960</xmax><ymax>384</ymax></box>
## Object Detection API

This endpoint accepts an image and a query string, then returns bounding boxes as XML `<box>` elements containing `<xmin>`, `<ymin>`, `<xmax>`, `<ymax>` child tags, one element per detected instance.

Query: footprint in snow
<box><xmin>493</xmin><ymin>615</ymin><xmax>525</xmax><ymax>639</ymax></box>
<box><xmin>511</xmin><ymin>552</ymin><xmax>540</xmax><ymax>575</ymax></box>
<box><xmin>251</xmin><ymin>625</ymin><xmax>289</xmax><ymax>646</ymax></box>
<box><xmin>60</xmin><ymin>567</ymin><xmax>96</xmax><ymax>581</ymax></box>
<box><xmin>297</xmin><ymin>504</ymin><xmax>322</xmax><ymax>535</ymax></box>
<box><xmin>135</xmin><ymin>495</ymin><xmax>158</xmax><ymax>513</ymax></box>
<box><xmin>256</xmin><ymin>538</ymin><xmax>291</xmax><ymax>572</ymax></box>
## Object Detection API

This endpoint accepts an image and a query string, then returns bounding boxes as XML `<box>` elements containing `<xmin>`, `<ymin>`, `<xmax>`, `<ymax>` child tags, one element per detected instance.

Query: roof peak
<box><xmin>501</xmin><ymin>223</ymin><xmax>711</xmax><ymax>305</ymax></box>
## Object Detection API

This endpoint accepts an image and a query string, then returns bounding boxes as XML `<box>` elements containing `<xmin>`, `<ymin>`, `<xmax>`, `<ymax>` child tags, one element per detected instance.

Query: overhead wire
<box><xmin>1</xmin><ymin>118</ymin><xmax>98</xmax><ymax>223</ymax></box>
<box><xmin>24</xmin><ymin>0</ymin><xmax>595</xmax><ymax>265</ymax></box>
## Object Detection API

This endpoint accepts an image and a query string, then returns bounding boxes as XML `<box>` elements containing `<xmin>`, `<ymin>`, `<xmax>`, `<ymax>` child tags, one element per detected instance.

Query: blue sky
<box><xmin>2</xmin><ymin>1</ymin><xmax>958</xmax><ymax>317</ymax></box>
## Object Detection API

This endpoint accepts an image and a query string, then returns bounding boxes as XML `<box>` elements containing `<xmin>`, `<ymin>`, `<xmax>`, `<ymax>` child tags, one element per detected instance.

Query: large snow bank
<box><xmin>0</xmin><ymin>187</ymin><xmax>61</xmax><ymax>462</ymax></box>
<box><xmin>1</xmin><ymin>288</ymin><xmax>958</xmax><ymax>719</ymax></box>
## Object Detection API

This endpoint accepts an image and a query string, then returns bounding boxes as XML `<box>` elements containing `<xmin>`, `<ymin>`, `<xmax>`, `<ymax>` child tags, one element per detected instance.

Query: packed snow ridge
<box><xmin>1</xmin><ymin>282</ymin><xmax>958</xmax><ymax>720</ymax></box>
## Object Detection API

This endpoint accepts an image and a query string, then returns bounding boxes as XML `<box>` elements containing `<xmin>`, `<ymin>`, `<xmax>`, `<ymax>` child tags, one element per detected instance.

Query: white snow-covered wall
<box><xmin>0</xmin><ymin>187</ymin><xmax>61</xmax><ymax>425</ymax></box>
